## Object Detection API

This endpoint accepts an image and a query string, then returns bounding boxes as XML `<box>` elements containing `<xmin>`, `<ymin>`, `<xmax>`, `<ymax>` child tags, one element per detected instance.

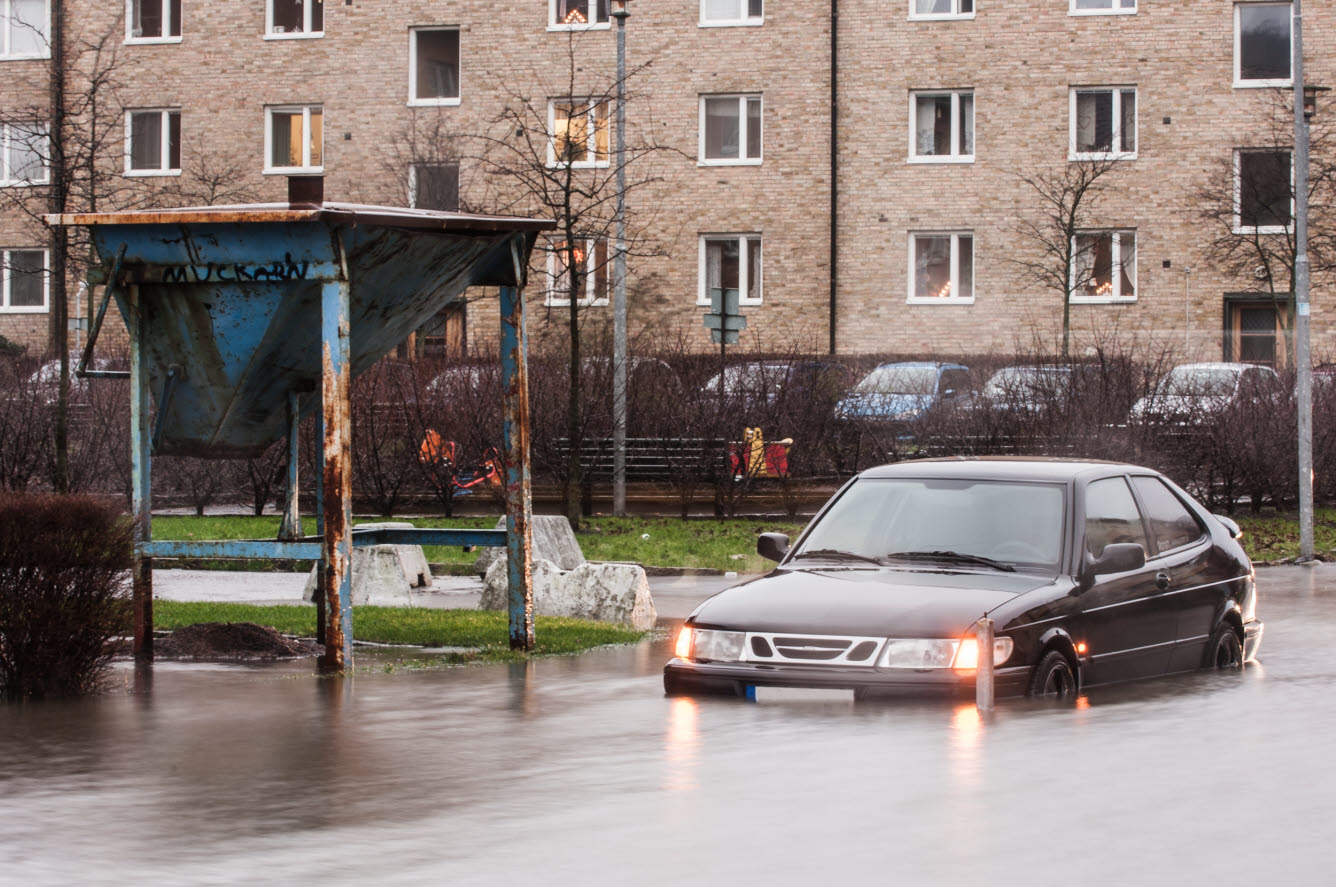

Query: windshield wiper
<box><xmin>883</xmin><ymin>550</ymin><xmax>1016</xmax><ymax>572</ymax></box>
<box><xmin>790</xmin><ymin>548</ymin><xmax>886</xmax><ymax>566</ymax></box>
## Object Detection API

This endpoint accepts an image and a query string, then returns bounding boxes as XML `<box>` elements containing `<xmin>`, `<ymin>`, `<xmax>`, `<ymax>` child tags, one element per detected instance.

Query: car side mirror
<box><xmin>757</xmin><ymin>532</ymin><xmax>790</xmax><ymax>562</ymax></box>
<box><xmin>1213</xmin><ymin>514</ymin><xmax>1243</xmax><ymax>541</ymax></box>
<box><xmin>1087</xmin><ymin>542</ymin><xmax>1146</xmax><ymax>578</ymax></box>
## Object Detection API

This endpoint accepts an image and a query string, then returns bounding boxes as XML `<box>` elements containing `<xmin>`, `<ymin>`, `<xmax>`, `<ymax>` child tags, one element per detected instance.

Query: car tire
<box><xmin>1028</xmin><ymin>649</ymin><xmax>1078</xmax><ymax>699</ymax></box>
<box><xmin>1204</xmin><ymin>623</ymin><xmax>1243</xmax><ymax>669</ymax></box>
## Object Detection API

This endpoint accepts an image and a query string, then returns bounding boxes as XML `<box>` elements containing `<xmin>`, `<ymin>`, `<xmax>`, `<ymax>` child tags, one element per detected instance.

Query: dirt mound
<box><xmin>155</xmin><ymin>622</ymin><xmax>320</xmax><ymax>660</ymax></box>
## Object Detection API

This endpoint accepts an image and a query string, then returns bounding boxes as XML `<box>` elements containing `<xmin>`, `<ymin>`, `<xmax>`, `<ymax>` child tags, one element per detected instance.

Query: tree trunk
<box><xmin>49</xmin><ymin>0</ymin><xmax>69</xmax><ymax>493</ymax></box>
<box><xmin>564</xmin><ymin>244</ymin><xmax>582</xmax><ymax>531</ymax></box>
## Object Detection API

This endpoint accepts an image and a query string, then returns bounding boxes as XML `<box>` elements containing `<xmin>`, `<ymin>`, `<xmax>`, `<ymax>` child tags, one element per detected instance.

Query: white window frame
<box><xmin>545</xmin><ymin>238</ymin><xmax>610</xmax><ymax>307</ymax></box>
<box><xmin>907</xmin><ymin>0</ymin><xmax>975</xmax><ymax>21</ymax></box>
<box><xmin>263</xmin><ymin>105</ymin><xmax>322</xmax><ymax>174</ymax></box>
<box><xmin>0</xmin><ymin>248</ymin><xmax>49</xmax><ymax>314</ymax></box>
<box><xmin>1068</xmin><ymin>0</ymin><xmax>1136</xmax><ymax>17</ymax></box>
<box><xmin>908</xmin><ymin>89</ymin><xmax>974</xmax><ymax>163</ymax></box>
<box><xmin>907</xmin><ymin>231</ymin><xmax>974</xmax><ymax>305</ymax></box>
<box><xmin>408</xmin><ymin>26</ymin><xmax>461</xmax><ymax>107</ymax></box>
<box><xmin>1</xmin><ymin>0</ymin><xmax>50</xmax><ymax>59</ymax></box>
<box><xmin>1233</xmin><ymin>148</ymin><xmax>1294</xmax><ymax>234</ymax></box>
<box><xmin>1069</xmin><ymin>86</ymin><xmax>1137</xmax><ymax>161</ymax></box>
<box><xmin>124</xmin><ymin>109</ymin><xmax>181</xmax><ymax>176</ymax></box>
<box><xmin>1070</xmin><ymin>230</ymin><xmax>1137</xmax><ymax>303</ymax></box>
<box><xmin>0</xmin><ymin>122</ymin><xmax>49</xmax><ymax>186</ymax></box>
<box><xmin>547</xmin><ymin>99</ymin><xmax>610</xmax><ymax>168</ymax></box>
<box><xmin>700</xmin><ymin>0</ymin><xmax>764</xmax><ymax>27</ymax></box>
<box><xmin>1234</xmin><ymin>2</ymin><xmax>1293</xmax><ymax>88</ymax></box>
<box><xmin>697</xmin><ymin>233</ymin><xmax>763</xmax><ymax>307</ymax></box>
<box><xmin>548</xmin><ymin>0</ymin><xmax>610</xmax><ymax>31</ymax></box>
<box><xmin>264</xmin><ymin>0</ymin><xmax>323</xmax><ymax>40</ymax></box>
<box><xmin>698</xmin><ymin>94</ymin><xmax>763</xmax><ymax>167</ymax></box>
<box><xmin>125</xmin><ymin>0</ymin><xmax>181</xmax><ymax>44</ymax></box>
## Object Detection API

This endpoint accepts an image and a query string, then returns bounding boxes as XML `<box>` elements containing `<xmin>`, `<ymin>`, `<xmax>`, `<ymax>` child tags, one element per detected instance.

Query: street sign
<box><xmin>709</xmin><ymin>329</ymin><xmax>741</xmax><ymax>345</ymax></box>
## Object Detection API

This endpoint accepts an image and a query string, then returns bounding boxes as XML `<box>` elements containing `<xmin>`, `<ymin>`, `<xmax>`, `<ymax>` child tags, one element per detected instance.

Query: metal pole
<box><xmin>279</xmin><ymin>390</ymin><xmax>302</xmax><ymax>541</ymax></box>
<box><xmin>612</xmin><ymin>4</ymin><xmax>629</xmax><ymax>517</ymax></box>
<box><xmin>1293</xmin><ymin>0</ymin><xmax>1314</xmax><ymax>560</ymax></box>
<box><xmin>319</xmin><ymin>275</ymin><xmax>354</xmax><ymax>670</ymax></box>
<box><xmin>129</xmin><ymin>284</ymin><xmax>153</xmax><ymax>660</ymax></box>
<box><xmin>500</xmin><ymin>243</ymin><xmax>535</xmax><ymax>651</ymax></box>
<box><xmin>975</xmin><ymin>617</ymin><xmax>994</xmax><ymax>713</ymax></box>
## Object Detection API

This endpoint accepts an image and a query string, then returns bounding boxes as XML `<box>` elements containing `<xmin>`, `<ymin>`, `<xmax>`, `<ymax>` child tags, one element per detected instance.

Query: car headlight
<box><xmin>690</xmin><ymin>629</ymin><xmax>745</xmax><ymax>662</ymax></box>
<box><xmin>878</xmin><ymin>639</ymin><xmax>959</xmax><ymax>669</ymax></box>
<box><xmin>1241</xmin><ymin>571</ymin><xmax>1257</xmax><ymax>623</ymax></box>
<box><xmin>952</xmin><ymin>637</ymin><xmax>1016</xmax><ymax>670</ymax></box>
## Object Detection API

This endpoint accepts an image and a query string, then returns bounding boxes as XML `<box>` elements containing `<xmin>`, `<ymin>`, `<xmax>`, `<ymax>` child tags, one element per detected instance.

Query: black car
<box><xmin>665</xmin><ymin>458</ymin><xmax>1262</xmax><ymax>699</ymax></box>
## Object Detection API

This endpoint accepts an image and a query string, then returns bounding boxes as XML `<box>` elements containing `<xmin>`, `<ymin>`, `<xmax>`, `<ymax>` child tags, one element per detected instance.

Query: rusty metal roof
<box><xmin>46</xmin><ymin>201</ymin><xmax>555</xmax><ymax>233</ymax></box>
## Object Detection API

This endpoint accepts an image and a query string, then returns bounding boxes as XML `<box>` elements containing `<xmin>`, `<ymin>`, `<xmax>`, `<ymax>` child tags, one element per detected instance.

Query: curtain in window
<box><xmin>748</xmin><ymin>0</ymin><xmax>763</xmax><ymax>16</ymax></box>
<box><xmin>10</xmin><ymin>0</ymin><xmax>46</xmax><ymax>54</ymax></box>
<box><xmin>558</xmin><ymin>0</ymin><xmax>605</xmax><ymax>24</ymax></box>
<box><xmin>308</xmin><ymin>109</ymin><xmax>322</xmax><ymax>166</ymax></box>
<box><xmin>706</xmin><ymin>0</ymin><xmax>742</xmax><ymax>19</ymax></box>
<box><xmin>1075</xmin><ymin>92</ymin><xmax>1113</xmax><ymax>153</ymax></box>
<box><xmin>1119</xmin><ymin>90</ymin><xmax>1135</xmax><ymax>153</ymax></box>
<box><xmin>915</xmin><ymin>96</ymin><xmax>950</xmax><ymax>155</ymax></box>
<box><xmin>707</xmin><ymin>239</ymin><xmax>740</xmax><ymax>303</ymax></box>
<box><xmin>271</xmin><ymin>112</ymin><xmax>297</xmax><ymax>167</ymax></box>
<box><xmin>130</xmin><ymin>112</ymin><xmax>162</xmax><ymax>170</ymax></box>
<box><xmin>9</xmin><ymin>124</ymin><xmax>46</xmax><ymax>182</ymax></box>
<box><xmin>133</xmin><ymin>0</ymin><xmax>163</xmax><ymax>38</ymax></box>
<box><xmin>1117</xmin><ymin>233</ymin><xmax>1135</xmax><ymax>298</ymax></box>
<box><xmin>705</xmin><ymin>98</ymin><xmax>740</xmax><ymax>159</ymax></box>
<box><xmin>271</xmin><ymin>0</ymin><xmax>303</xmax><ymax>31</ymax></box>
<box><xmin>746</xmin><ymin>239</ymin><xmax>761</xmax><ymax>301</ymax></box>
<box><xmin>9</xmin><ymin>250</ymin><xmax>44</xmax><ymax>308</ymax></box>
<box><xmin>914</xmin><ymin>236</ymin><xmax>951</xmax><ymax>298</ymax></box>
<box><xmin>959</xmin><ymin>93</ymin><xmax>974</xmax><ymax>155</ymax></box>
<box><xmin>956</xmin><ymin>236</ymin><xmax>973</xmax><ymax>300</ymax></box>
<box><xmin>915</xmin><ymin>0</ymin><xmax>952</xmax><ymax>13</ymax></box>
<box><xmin>416</xmin><ymin>30</ymin><xmax>460</xmax><ymax>100</ymax></box>
<box><xmin>746</xmin><ymin>98</ymin><xmax>761</xmax><ymax>159</ymax></box>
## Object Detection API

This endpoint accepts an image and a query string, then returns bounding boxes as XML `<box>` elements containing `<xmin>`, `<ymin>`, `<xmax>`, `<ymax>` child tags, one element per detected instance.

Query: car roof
<box><xmin>871</xmin><ymin>361</ymin><xmax>967</xmax><ymax>371</ymax></box>
<box><xmin>1166</xmin><ymin>362</ymin><xmax>1252</xmax><ymax>373</ymax></box>
<box><xmin>859</xmin><ymin>456</ymin><xmax>1150</xmax><ymax>483</ymax></box>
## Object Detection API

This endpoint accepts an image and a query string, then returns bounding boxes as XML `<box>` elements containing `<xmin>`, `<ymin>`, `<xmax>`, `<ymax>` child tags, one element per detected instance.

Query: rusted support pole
<box><xmin>278</xmin><ymin>390</ymin><xmax>302</xmax><ymax>541</ymax></box>
<box><xmin>128</xmin><ymin>284</ymin><xmax>153</xmax><ymax>660</ymax></box>
<box><xmin>313</xmin><ymin>398</ymin><xmax>326</xmax><ymax>646</ymax></box>
<box><xmin>975</xmin><ymin>617</ymin><xmax>994</xmax><ymax>713</ymax></box>
<box><xmin>500</xmin><ymin>271</ymin><xmax>535</xmax><ymax>652</ymax></box>
<box><xmin>319</xmin><ymin>273</ymin><xmax>353</xmax><ymax>671</ymax></box>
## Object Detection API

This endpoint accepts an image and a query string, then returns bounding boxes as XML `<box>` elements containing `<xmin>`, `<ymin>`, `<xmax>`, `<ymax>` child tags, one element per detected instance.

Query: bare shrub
<box><xmin>0</xmin><ymin>356</ymin><xmax>52</xmax><ymax>492</ymax></box>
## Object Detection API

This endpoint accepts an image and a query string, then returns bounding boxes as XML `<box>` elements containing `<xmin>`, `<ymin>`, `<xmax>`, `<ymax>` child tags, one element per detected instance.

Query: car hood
<box><xmin>1130</xmin><ymin>394</ymin><xmax>1231</xmax><ymax>419</ymax></box>
<box><xmin>834</xmin><ymin>392</ymin><xmax>932</xmax><ymax>419</ymax></box>
<box><xmin>689</xmin><ymin>566</ymin><xmax>1051</xmax><ymax>638</ymax></box>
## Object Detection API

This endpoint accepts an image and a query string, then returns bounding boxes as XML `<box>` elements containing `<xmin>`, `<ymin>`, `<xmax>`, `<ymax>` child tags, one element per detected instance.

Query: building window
<box><xmin>701</xmin><ymin>0</ymin><xmax>763</xmax><ymax>26</ymax></box>
<box><xmin>409</xmin><ymin>162</ymin><xmax>459</xmax><ymax>211</ymax></box>
<box><xmin>698</xmin><ymin>234</ymin><xmax>761</xmax><ymax>306</ymax></box>
<box><xmin>126</xmin><ymin>110</ymin><xmax>181</xmax><ymax>175</ymax></box>
<box><xmin>1</xmin><ymin>0</ymin><xmax>46</xmax><ymax>57</ymax></box>
<box><xmin>909</xmin><ymin>90</ymin><xmax>973</xmax><ymax>162</ymax></box>
<box><xmin>127</xmin><ymin>0</ymin><xmax>180</xmax><ymax>42</ymax></box>
<box><xmin>1070</xmin><ymin>87</ymin><xmax>1136</xmax><ymax>159</ymax></box>
<box><xmin>700</xmin><ymin>95</ymin><xmax>762</xmax><ymax>165</ymax></box>
<box><xmin>0</xmin><ymin>123</ymin><xmax>47</xmax><ymax>186</ymax></box>
<box><xmin>909</xmin><ymin>0</ymin><xmax>974</xmax><ymax>20</ymax></box>
<box><xmin>908</xmin><ymin>232</ymin><xmax>973</xmax><ymax>303</ymax></box>
<box><xmin>266</xmin><ymin>0</ymin><xmax>322</xmax><ymax>38</ymax></box>
<box><xmin>1226</xmin><ymin>301</ymin><xmax>1288</xmax><ymax>366</ymax></box>
<box><xmin>265</xmin><ymin>105</ymin><xmax>322</xmax><ymax>173</ymax></box>
<box><xmin>549</xmin><ymin>0</ymin><xmax>609</xmax><ymax>29</ymax></box>
<box><xmin>409</xmin><ymin>28</ymin><xmax>460</xmax><ymax>106</ymax></box>
<box><xmin>1</xmin><ymin>249</ymin><xmax>47</xmax><ymax>313</ymax></box>
<box><xmin>549</xmin><ymin>99</ymin><xmax>609</xmax><ymax>167</ymax></box>
<box><xmin>1070</xmin><ymin>0</ymin><xmax>1135</xmax><ymax>15</ymax></box>
<box><xmin>1235</xmin><ymin>149</ymin><xmax>1292</xmax><ymax>232</ymax></box>
<box><xmin>547</xmin><ymin>239</ymin><xmax>609</xmax><ymax>306</ymax></box>
<box><xmin>1071</xmin><ymin>230</ymin><xmax>1136</xmax><ymax>302</ymax></box>
<box><xmin>1235</xmin><ymin>2</ymin><xmax>1291</xmax><ymax>86</ymax></box>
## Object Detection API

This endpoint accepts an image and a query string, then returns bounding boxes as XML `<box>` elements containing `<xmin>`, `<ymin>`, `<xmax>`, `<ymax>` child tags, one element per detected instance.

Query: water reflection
<box><xmin>662</xmin><ymin>698</ymin><xmax>699</xmax><ymax>792</ymax></box>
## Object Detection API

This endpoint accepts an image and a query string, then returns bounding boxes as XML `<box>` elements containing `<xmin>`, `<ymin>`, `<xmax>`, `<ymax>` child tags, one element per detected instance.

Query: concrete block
<box><xmin>473</xmin><ymin>515</ymin><xmax>586</xmax><ymax>576</ymax></box>
<box><xmin>353</xmin><ymin>522</ymin><xmax>431</xmax><ymax>587</ymax></box>
<box><xmin>479</xmin><ymin>559</ymin><xmax>656</xmax><ymax>630</ymax></box>
<box><xmin>303</xmin><ymin>545</ymin><xmax>416</xmax><ymax>607</ymax></box>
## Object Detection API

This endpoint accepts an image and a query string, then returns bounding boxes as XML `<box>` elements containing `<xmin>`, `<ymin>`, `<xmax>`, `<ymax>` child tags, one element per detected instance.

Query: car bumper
<box><xmin>663</xmin><ymin>658</ymin><xmax>1032</xmax><ymax>698</ymax></box>
<box><xmin>1244</xmin><ymin>620</ymin><xmax>1264</xmax><ymax>662</ymax></box>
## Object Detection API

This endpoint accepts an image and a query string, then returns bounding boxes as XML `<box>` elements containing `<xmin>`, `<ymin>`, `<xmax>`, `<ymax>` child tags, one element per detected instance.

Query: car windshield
<box><xmin>791</xmin><ymin>477</ymin><xmax>1066</xmax><ymax>572</ymax></box>
<box><xmin>703</xmin><ymin>363</ymin><xmax>789</xmax><ymax>395</ymax></box>
<box><xmin>983</xmin><ymin>367</ymin><xmax>1068</xmax><ymax>399</ymax></box>
<box><xmin>852</xmin><ymin>365</ymin><xmax>938</xmax><ymax>396</ymax></box>
<box><xmin>1157</xmin><ymin>367</ymin><xmax>1239</xmax><ymax>398</ymax></box>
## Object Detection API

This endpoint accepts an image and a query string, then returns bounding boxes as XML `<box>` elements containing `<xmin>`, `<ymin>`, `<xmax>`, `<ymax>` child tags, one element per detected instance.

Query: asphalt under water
<box><xmin>1</xmin><ymin>567</ymin><xmax>1333</xmax><ymax>886</ymax></box>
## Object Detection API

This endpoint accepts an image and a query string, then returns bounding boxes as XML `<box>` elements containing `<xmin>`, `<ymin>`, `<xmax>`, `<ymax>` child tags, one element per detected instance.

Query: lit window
<box><xmin>700</xmin><ymin>95</ymin><xmax>762</xmax><ymax>165</ymax></box>
<box><xmin>267</xmin><ymin>0</ymin><xmax>322</xmax><ymax>37</ymax></box>
<box><xmin>0</xmin><ymin>249</ymin><xmax>47</xmax><ymax>313</ymax></box>
<box><xmin>1235</xmin><ymin>2</ymin><xmax>1292</xmax><ymax>86</ymax></box>
<box><xmin>409</xmin><ymin>162</ymin><xmax>459</xmax><ymax>211</ymax></box>
<box><xmin>0</xmin><ymin>122</ymin><xmax>48</xmax><ymax>186</ymax></box>
<box><xmin>1071</xmin><ymin>231</ymin><xmax>1136</xmax><ymax>302</ymax></box>
<box><xmin>701</xmin><ymin>0</ymin><xmax>763</xmax><ymax>26</ymax></box>
<box><xmin>1070</xmin><ymin>0</ymin><xmax>1135</xmax><ymax>15</ymax></box>
<box><xmin>409</xmin><ymin>28</ymin><xmax>460</xmax><ymax>106</ymax></box>
<box><xmin>1234</xmin><ymin>149</ymin><xmax>1292</xmax><ymax>232</ymax></box>
<box><xmin>908</xmin><ymin>232</ymin><xmax>973</xmax><ymax>303</ymax></box>
<box><xmin>1070</xmin><ymin>87</ymin><xmax>1136</xmax><ymax>159</ymax></box>
<box><xmin>549</xmin><ymin>99</ymin><xmax>610</xmax><ymax>167</ymax></box>
<box><xmin>698</xmin><ymin>234</ymin><xmax>762</xmax><ymax>306</ymax></box>
<box><xmin>547</xmin><ymin>239</ymin><xmax>609</xmax><ymax>306</ymax></box>
<box><xmin>1</xmin><ymin>0</ymin><xmax>47</xmax><ymax>58</ymax></box>
<box><xmin>126</xmin><ymin>110</ymin><xmax>181</xmax><ymax>175</ymax></box>
<box><xmin>909</xmin><ymin>0</ymin><xmax>974</xmax><ymax>20</ymax></box>
<box><xmin>549</xmin><ymin>0</ymin><xmax>609</xmax><ymax>29</ymax></box>
<box><xmin>265</xmin><ymin>105</ymin><xmax>322</xmax><ymax>173</ymax></box>
<box><xmin>910</xmin><ymin>90</ymin><xmax>973</xmax><ymax>161</ymax></box>
<box><xmin>127</xmin><ymin>0</ymin><xmax>180</xmax><ymax>41</ymax></box>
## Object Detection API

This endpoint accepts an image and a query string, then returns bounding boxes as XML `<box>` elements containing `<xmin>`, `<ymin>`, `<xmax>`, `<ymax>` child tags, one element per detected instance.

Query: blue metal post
<box><xmin>314</xmin><ymin>397</ymin><xmax>326</xmax><ymax>646</ymax></box>
<box><xmin>128</xmin><ymin>284</ymin><xmax>153</xmax><ymax>660</ymax></box>
<box><xmin>278</xmin><ymin>390</ymin><xmax>303</xmax><ymax>541</ymax></box>
<box><xmin>500</xmin><ymin>275</ymin><xmax>535</xmax><ymax>651</ymax></box>
<box><xmin>319</xmin><ymin>273</ymin><xmax>354</xmax><ymax>670</ymax></box>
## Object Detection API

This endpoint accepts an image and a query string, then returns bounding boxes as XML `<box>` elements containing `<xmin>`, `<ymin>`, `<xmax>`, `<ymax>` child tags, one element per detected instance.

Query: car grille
<box><xmin>744</xmin><ymin>633</ymin><xmax>885</xmax><ymax>668</ymax></box>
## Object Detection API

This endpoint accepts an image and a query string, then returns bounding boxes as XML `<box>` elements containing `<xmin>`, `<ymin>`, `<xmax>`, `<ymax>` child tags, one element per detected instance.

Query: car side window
<box><xmin>1084</xmin><ymin>477</ymin><xmax>1149</xmax><ymax>558</ymax></box>
<box><xmin>1130</xmin><ymin>476</ymin><xmax>1204</xmax><ymax>554</ymax></box>
<box><xmin>939</xmin><ymin>369</ymin><xmax>969</xmax><ymax>398</ymax></box>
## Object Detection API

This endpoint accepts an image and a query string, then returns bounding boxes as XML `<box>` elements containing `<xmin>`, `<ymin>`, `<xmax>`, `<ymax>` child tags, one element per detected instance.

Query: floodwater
<box><xmin>1</xmin><ymin>568</ymin><xmax>1333</xmax><ymax>885</ymax></box>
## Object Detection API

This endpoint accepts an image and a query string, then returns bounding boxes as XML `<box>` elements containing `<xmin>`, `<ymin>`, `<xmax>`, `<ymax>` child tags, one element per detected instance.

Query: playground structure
<box><xmin>48</xmin><ymin>177</ymin><xmax>552</xmax><ymax>670</ymax></box>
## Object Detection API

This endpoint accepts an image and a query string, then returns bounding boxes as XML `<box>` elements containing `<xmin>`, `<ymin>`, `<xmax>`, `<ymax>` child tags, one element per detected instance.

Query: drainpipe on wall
<box><xmin>828</xmin><ymin>0</ymin><xmax>839</xmax><ymax>355</ymax></box>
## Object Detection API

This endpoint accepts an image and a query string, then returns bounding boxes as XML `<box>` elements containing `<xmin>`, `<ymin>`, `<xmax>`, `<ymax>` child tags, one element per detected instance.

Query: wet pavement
<box><xmin>1</xmin><ymin>566</ymin><xmax>1332</xmax><ymax>885</ymax></box>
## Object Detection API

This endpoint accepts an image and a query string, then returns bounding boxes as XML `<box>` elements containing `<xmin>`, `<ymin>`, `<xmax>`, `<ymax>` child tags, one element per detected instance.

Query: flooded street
<box><xmin>1</xmin><ymin>567</ymin><xmax>1333</xmax><ymax>885</ymax></box>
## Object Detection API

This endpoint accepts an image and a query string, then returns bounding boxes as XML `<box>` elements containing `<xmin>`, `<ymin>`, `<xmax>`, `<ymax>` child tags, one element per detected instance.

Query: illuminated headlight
<box><xmin>691</xmin><ymin>629</ymin><xmax>745</xmax><ymax>662</ymax></box>
<box><xmin>952</xmin><ymin>637</ymin><xmax>1016</xmax><ymax>670</ymax></box>
<box><xmin>878</xmin><ymin>639</ymin><xmax>959</xmax><ymax>669</ymax></box>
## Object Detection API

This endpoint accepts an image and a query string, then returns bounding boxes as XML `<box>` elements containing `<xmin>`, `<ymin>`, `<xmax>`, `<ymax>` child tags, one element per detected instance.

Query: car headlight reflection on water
<box><xmin>675</xmin><ymin>627</ymin><xmax>745</xmax><ymax>662</ymax></box>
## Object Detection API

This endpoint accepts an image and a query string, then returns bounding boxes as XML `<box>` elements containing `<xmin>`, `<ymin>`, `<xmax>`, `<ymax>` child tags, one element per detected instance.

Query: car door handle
<box><xmin>1155</xmin><ymin>572</ymin><xmax>1171</xmax><ymax>591</ymax></box>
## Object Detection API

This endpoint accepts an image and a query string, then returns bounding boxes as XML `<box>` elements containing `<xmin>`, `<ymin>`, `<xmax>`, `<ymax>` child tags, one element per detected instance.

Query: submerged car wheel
<box><xmin>1204</xmin><ymin>623</ymin><xmax>1244</xmax><ymax>669</ymax></box>
<box><xmin>1028</xmin><ymin>650</ymin><xmax>1077</xmax><ymax>699</ymax></box>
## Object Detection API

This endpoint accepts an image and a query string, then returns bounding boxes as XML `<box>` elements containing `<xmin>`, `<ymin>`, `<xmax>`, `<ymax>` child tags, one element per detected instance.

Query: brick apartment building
<box><xmin>1</xmin><ymin>0</ymin><xmax>1333</xmax><ymax>365</ymax></box>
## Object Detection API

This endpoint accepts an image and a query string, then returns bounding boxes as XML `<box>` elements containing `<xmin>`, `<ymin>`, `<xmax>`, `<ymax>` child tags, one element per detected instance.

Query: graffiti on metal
<box><xmin>160</xmin><ymin>254</ymin><xmax>312</xmax><ymax>284</ymax></box>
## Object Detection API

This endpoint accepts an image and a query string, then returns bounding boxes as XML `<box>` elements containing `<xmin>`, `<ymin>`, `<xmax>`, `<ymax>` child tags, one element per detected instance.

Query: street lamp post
<box><xmin>612</xmin><ymin>0</ymin><xmax>629</xmax><ymax>517</ymax></box>
<box><xmin>1293</xmin><ymin>0</ymin><xmax>1318</xmax><ymax>560</ymax></box>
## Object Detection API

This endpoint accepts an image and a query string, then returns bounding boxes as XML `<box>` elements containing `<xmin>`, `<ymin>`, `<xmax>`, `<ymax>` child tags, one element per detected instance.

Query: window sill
<box><xmin>546</xmin><ymin>23</ymin><xmax>611</xmax><ymax>31</ymax></box>
<box><xmin>697</xmin><ymin>159</ymin><xmax>763</xmax><ymax>167</ymax></box>
<box><xmin>0</xmin><ymin>52</ymin><xmax>52</xmax><ymax>61</ymax></box>
<box><xmin>0</xmin><ymin>180</ymin><xmax>48</xmax><ymax>188</ymax></box>
<box><xmin>907</xmin><ymin>155</ymin><xmax>974</xmax><ymax>164</ymax></box>
<box><xmin>547</xmin><ymin>161</ymin><xmax>612</xmax><ymax>169</ymax></box>
<box><xmin>907</xmin><ymin>13</ymin><xmax>976</xmax><ymax>21</ymax></box>
<box><xmin>1233</xmin><ymin>225</ymin><xmax>1293</xmax><ymax>235</ymax></box>
<box><xmin>1235</xmin><ymin>78</ymin><xmax>1293</xmax><ymax>89</ymax></box>
<box><xmin>1070</xmin><ymin>296</ymin><xmax>1137</xmax><ymax>305</ymax></box>
<box><xmin>0</xmin><ymin>306</ymin><xmax>49</xmax><ymax>314</ymax></box>
<box><xmin>696</xmin><ymin>298</ymin><xmax>763</xmax><ymax>307</ymax></box>
<box><xmin>124</xmin><ymin>169</ymin><xmax>182</xmax><ymax>177</ymax></box>
<box><xmin>1068</xmin><ymin>8</ymin><xmax>1137</xmax><ymax>15</ymax></box>
<box><xmin>1069</xmin><ymin>152</ymin><xmax>1136</xmax><ymax>161</ymax></box>
<box><xmin>408</xmin><ymin>98</ymin><xmax>462</xmax><ymax>108</ymax></box>
<box><xmin>546</xmin><ymin>298</ymin><xmax>611</xmax><ymax>307</ymax></box>
<box><xmin>264</xmin><ymin>166</ymin><xmax>325</xmax><ymax>175</ymax></box>
<box><xmin>264</xmin><ymin>31</ymin><xmax>325</xmax><ymax>41</ymax></box>
<box><xmin>125</xmin><ymin>36</ymin><xmax>183</xmax><ymax>45</ymax></box>
<box><xmin>698</xmin><ymin>19</ymin><xmax>765</xmax><ymax>27</ymax></box>
<box><xmin>907</xmin><ymin>297</ymin><xmax>975</xmax><ymax>306</ymax></box>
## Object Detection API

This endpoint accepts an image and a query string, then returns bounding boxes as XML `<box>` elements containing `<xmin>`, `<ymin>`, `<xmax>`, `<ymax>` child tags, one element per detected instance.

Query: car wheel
<box><xmin>1028</xmin><ymin>649</ymin><xmax>1077</xmax><ymax>699</ymax></box>
<box><xmin>1204</xmin><ymin>623</ymin><xmax>1243</xmax><ymax>669</ymax></box>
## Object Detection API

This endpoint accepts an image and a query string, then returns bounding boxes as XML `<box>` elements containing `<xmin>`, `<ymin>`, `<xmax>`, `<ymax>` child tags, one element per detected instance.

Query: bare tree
<box><xmin>155</xmin><ymin>147</ymin><xmax>262</xmax><ymax>207</ymax></box>
<box><xmin>1011</xmin><ymin>156</ymin><xmax>1124</xmax><ymax>359</ymax></box>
